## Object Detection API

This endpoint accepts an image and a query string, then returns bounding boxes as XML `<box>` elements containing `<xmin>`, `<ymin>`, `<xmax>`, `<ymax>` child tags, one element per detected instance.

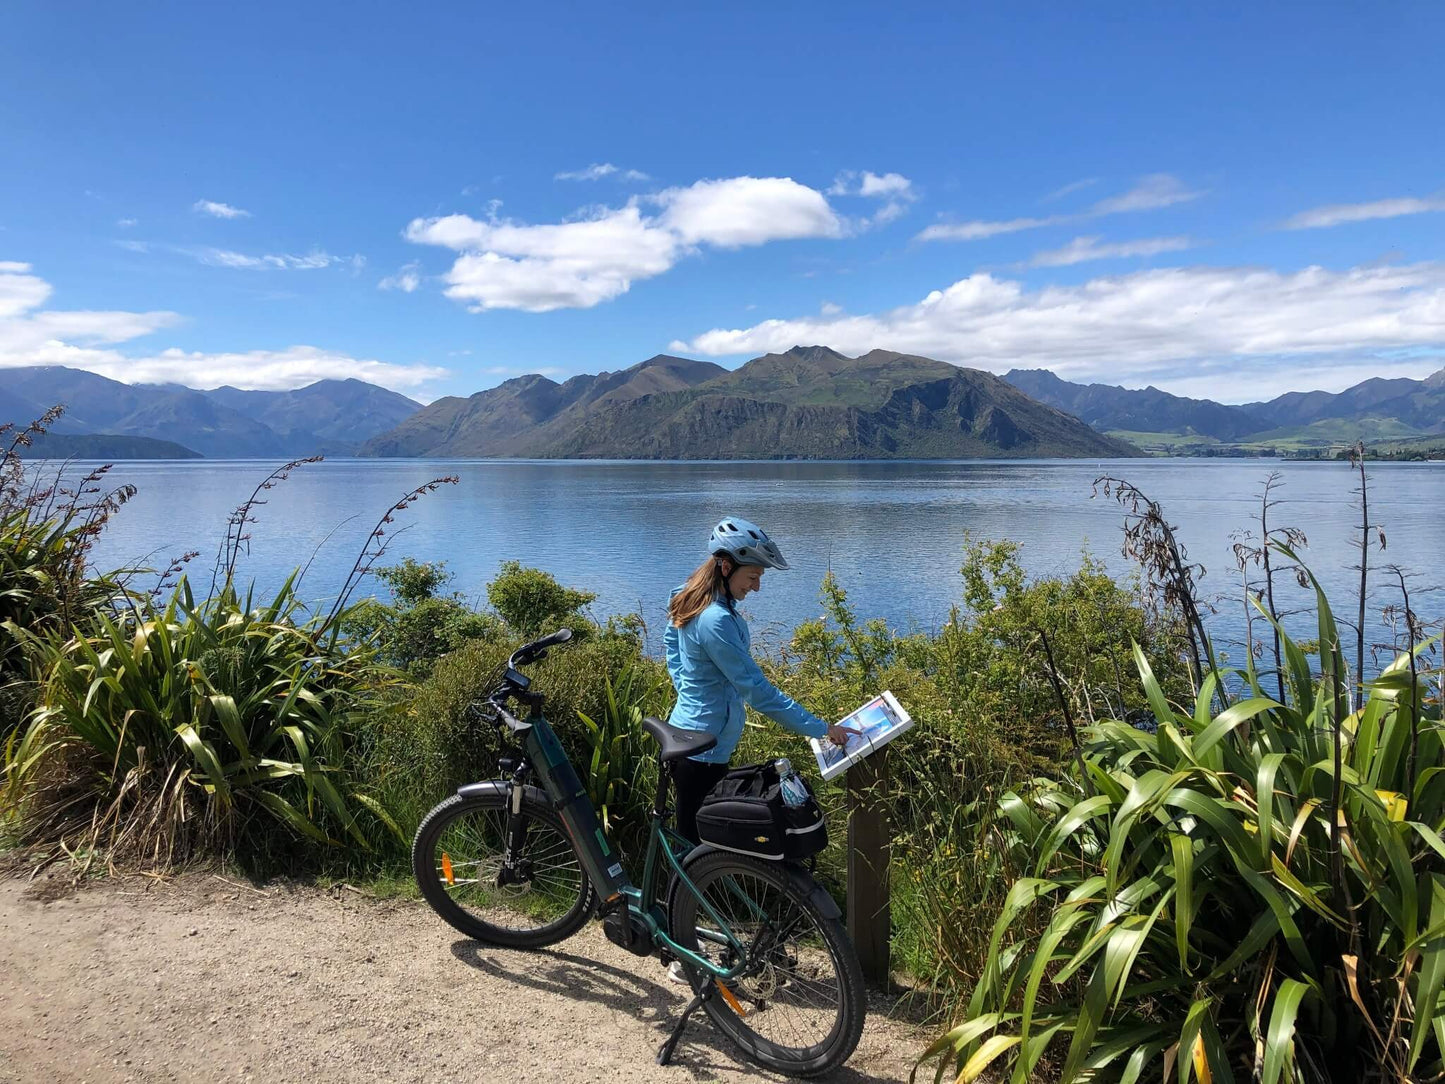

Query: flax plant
<box><xmin>918</xmin><ymin>555</ymin><xmax>1445</xmax><ymax>1082</ymax></box>
<box><xmin>3</xmin><ymin>575</ymin><xmax>403</xmax><ymax>868</ymax></box>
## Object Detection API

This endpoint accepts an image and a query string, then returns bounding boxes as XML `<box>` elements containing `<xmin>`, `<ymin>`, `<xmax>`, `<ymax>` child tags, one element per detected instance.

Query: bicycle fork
<box><xmin>497</xmin><ymin>773</ymin><xmax>531</xmax><ymax>889</ymax></box>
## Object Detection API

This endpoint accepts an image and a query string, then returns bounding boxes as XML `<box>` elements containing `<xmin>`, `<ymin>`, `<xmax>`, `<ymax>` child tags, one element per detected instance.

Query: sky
<box><xmin>2</xmin><ymin>2</ymin><xmax>1444</xmax><ymax>404</ymax></box>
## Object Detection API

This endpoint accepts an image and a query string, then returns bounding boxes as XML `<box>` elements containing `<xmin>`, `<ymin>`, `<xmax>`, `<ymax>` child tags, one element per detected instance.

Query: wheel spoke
<box><xmin>427</xmin><ymin>798</ymin><xmax>589</xmax><ymax>939</ymax></box>
<box><xmin>678</xmin><ymin>861</ymin><xmax>852</xmax><ymax>1060</ymax></box>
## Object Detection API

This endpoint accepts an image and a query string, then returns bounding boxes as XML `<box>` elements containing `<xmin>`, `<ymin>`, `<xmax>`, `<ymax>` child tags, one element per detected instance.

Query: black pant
<box><xmin>671</xmin><ymin>757</ymin><xmax>729</xmax><ymax>845</ymax></box>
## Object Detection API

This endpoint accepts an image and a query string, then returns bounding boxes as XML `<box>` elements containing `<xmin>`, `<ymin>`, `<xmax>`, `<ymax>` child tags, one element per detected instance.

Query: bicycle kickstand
<box><xmin>656</xmin><ymin>978</ymin><xmax>716</xmax><ymax>1066</ymax></box>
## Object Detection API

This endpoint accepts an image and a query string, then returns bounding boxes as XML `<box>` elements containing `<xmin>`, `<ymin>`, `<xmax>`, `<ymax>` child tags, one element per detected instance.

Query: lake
<box><xmin>62</xmin><ymin>457</ymin><xmax>1445</xmax><ymax>665</ymax></box>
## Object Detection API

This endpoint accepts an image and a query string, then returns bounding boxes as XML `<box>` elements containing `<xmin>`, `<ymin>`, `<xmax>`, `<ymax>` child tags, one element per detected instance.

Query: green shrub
<box><xmin>2</xmin><ymin>575</ymin><xmax>403</xmax><ymax>869</ymax></box>
<box><xmin>362</xmin><ymin>630</ymin><xmax>670</xmax><ymax>855</ymax></box>
<box><xmin>486</xmin><ymin>560</ymin><xmax>597</xmax><ymax>638</ymax></box>
<box><xmin>921</xmin><ymin>562</ymin><xmax>1445</xmax><ymax>1083</ymax></box>
<box><xmin>340</xmin><ymin>558</ymin><xmax>502</xmax><ymax>675</ymax></box>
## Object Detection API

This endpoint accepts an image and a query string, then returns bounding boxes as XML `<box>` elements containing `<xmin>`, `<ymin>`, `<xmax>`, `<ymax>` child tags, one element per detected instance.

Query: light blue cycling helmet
<box><xmin>708</xmin><ymin>516</ymin><xmax>789</xmax><ymax>570</ymax></box>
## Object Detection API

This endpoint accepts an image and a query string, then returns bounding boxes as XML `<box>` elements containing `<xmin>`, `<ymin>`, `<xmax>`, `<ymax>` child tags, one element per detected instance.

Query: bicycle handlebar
<box><xmin>508</xmin><ymin>627</ymin><xmax>573</xmax><ymax>669</ymax></box>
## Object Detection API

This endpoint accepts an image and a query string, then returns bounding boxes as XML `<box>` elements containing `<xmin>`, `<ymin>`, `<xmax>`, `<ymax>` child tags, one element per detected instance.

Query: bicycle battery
<box><xmin>525</xmin><ymin>717</ymin><xmax>629</xmax><ymax>899</ymax></box>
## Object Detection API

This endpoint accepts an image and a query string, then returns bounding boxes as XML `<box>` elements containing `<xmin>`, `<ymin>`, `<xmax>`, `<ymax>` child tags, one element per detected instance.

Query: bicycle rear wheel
<box><xmin>668</xmin><ymin>851</ymin><xmax>865</xmax><ymax>1077</ymax></box>
<box><xmin>412</xmin><ymin>788</ymin><xmax>596</xmax><ymax>949</ymax></box>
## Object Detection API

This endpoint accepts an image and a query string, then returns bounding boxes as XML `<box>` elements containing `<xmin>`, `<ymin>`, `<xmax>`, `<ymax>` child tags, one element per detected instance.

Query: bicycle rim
<box><xmin>429</xmin><ymin>798</ymin><xmax>589</xmax><ymax>940</ymax></box>
<box><xmin>675</xmin><ymin>859</ymin><xmax>858</xmax><ymax>1070</ymax></box>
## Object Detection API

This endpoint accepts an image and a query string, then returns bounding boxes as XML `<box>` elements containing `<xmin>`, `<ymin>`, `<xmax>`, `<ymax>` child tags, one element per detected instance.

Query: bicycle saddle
<box><xmin>642</xmin><ymin>716</ymin><xmax>719</xmax><ymax>762</ymax></box>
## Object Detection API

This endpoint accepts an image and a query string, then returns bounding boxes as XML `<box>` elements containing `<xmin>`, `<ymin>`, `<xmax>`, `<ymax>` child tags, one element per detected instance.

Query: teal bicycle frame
<box><xmin>502</xmin><ymin>691</ymin><xmax>756</xmax><ymax>980</ymax></box>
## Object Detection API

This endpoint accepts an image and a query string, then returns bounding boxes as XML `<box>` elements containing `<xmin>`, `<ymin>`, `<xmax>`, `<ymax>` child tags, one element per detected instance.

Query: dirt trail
<box><xmin>0</xmin><ymin>873</ymin><xmax>928</xmax><ymax>1083</ymax></box>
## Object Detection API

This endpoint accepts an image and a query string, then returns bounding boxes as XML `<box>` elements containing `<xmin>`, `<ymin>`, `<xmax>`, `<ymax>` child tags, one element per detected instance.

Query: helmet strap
<box><xmin>716</xmin><ymin>557</ymin><xmax>738</xmax><ymax>607</ymax></box>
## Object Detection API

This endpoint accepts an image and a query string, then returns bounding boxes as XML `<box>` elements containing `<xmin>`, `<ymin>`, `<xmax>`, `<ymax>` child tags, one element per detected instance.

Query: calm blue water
<box><xmin>53</xmin><ymin>457</ymin><xmax>1445</xmax><ymax>665</ymax></box>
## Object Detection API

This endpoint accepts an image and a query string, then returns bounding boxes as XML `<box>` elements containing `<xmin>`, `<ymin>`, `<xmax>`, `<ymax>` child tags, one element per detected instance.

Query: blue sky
<box><xmin>2</xmin><ymin>2</ymin><xmax>1443</xmax><ymax>403</ymax></box>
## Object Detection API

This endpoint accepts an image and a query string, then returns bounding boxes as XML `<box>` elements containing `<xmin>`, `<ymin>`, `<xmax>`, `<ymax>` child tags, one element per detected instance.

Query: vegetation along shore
<box><xmin>2</xmin><ymin>400</ymin><xmax>1443</xmax><ymax>1081</ymax></box>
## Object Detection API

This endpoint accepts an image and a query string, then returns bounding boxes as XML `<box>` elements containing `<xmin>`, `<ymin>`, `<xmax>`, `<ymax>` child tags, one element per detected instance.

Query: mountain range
<box><xmin>5</xmin><ymin>350</ymin><xmax>1440</xmax><ymax>461</ymax></box>
<box><xmin>1004</xmin><ymin>366</ymin><xmax>1445</xmax><ymax>453</ymax></box>
<box><xmin>0</xmin><ymin>367</ymin><xmax>421</xmax><ymax>458</ymax></box>
<box><xmin>362</xmin><ymin>347</ymin><xmax>1137</xmax><ymax>459</ymax></box>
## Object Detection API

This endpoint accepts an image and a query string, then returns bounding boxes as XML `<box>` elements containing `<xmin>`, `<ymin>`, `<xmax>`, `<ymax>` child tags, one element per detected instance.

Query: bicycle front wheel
<box><xmin>412</xmin><ymin>789</ymin><xmax>596</xmax><ymax>949</ymax></box>
<box><xmin>668</xmin><ymin>851</ymin><xmax>865</xmax><ymax>1077</ymax></box>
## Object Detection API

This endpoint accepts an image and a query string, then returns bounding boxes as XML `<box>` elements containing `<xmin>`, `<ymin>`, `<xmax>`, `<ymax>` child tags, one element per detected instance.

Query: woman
<box><xmin>664</xmin><ymin>516</ymin><xmax>855</xmax><ymax>845</ymax></box>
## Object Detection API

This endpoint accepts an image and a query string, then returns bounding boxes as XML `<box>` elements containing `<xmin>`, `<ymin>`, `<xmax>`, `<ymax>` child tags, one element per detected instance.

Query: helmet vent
<box><xmin>747</xmin><ymin>530</ymin><xmax>759</xmax><ymax>539</ymax></box>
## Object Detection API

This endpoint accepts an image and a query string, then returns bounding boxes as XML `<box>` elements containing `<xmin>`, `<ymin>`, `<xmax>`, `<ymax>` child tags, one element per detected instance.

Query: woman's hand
<box><xmin>826</xmin><ymin>724</ymin><xmax>861</xmax><ymax>748</ymax></box>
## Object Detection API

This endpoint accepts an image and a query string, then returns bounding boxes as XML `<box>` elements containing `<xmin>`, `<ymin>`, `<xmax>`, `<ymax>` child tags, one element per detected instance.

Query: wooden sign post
<box><xmin>845</xmin><ymin>746</ymin><xmax>891</xmax><ymax>987</ymax></box>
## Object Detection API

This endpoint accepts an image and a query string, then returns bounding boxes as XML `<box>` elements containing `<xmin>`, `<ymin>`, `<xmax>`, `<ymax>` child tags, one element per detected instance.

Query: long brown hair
<box><xmin>669</xmin><ymin>556</ymin><xmax>732</xmax><ymax>627</ymax></box>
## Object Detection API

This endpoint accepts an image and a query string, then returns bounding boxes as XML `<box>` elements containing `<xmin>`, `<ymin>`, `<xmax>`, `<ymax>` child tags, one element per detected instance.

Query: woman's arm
<box><xmin>699</xmin><ymin>609</ymin><xmax>828</xmax><ymax>739</ymax></box>
<box><xmin>664</xmin><ymin>620</ymin><xmax>683</xmax><ymax>686</ymax></box>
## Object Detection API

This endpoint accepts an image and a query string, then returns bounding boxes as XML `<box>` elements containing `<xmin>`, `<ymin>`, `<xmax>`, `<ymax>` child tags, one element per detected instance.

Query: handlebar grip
<box><xmin>536</xmin><ymin>627</ymin><xmax>573</xmax><ymax>649</ymax></box>
<box><xmin>510</xmin><ymin>627</ymin><xmax>574</xmax><ymax>667</ymax></box>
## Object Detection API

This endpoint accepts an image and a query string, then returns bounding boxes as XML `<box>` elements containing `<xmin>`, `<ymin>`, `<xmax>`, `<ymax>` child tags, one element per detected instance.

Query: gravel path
<box><xmin>0</xmin><ymin>872</ymin><xmax>929</xmax><ymax>1083</ymax></box>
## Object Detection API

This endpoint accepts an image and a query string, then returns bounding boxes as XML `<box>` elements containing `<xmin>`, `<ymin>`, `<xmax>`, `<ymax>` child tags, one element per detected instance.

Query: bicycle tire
<box><xmin>412</xmin><ymin>789</ymin><xmax>597</xmax><ymax>949</ymax></box>
<box><xmin>668</xmin><ymin>851</ymin><xmax>865</xmax><ymax>1077</ymax></box>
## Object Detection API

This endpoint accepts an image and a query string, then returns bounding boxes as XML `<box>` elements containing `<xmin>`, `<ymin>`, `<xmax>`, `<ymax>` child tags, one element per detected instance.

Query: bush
<box><xmin>486</xmin><ymin>560</ymin><xmax>596</xmax><ymax>638</ymax></box>
<box><xmin>922</xmin><ymin>563</ymin><xmax>1445</xmax><ymax>1082</ymax></box>
<box><xmin>340</xmin><ymin>558</ymin><xmax>502</xmax><ymax>675</ymax></box>
<box><xmin>2</xmin><ymin>575</ymin><xmax>403</xmax><ymax>870</ymax></box>
<box><xmin>361</xmin><ymin>629</ymin><xmax>671</xmax><ymax>860</ymax></box>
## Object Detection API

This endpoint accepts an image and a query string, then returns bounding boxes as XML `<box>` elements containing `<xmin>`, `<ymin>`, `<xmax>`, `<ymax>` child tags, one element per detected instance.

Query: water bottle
<box><xmin>773</xmin><ymin>758</ymin><xmax>809</xmax><ymax>807</ymax></box>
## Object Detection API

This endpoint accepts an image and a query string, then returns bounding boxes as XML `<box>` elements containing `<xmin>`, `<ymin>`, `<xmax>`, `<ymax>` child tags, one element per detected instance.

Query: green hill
<box><xmin>363</xmin><ymin>347</ymin><xmax>1138</xmax><ymax>460</ymax></box>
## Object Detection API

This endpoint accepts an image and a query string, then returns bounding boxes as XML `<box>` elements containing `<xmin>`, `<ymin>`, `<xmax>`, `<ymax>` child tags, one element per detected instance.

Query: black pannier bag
<box><xmin>694</xmin><ymin>762</ymin><xmax>827</xmax><ymax>862</ymax></box>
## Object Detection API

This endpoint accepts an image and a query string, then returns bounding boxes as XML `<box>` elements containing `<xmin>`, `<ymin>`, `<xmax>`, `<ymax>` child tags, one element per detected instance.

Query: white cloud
<box><xmin>126</xmin><ymin>346</ymin><xmax>446</xmax><ymax>390</ymax></box>
<box><xmin>828</xmin><ymin>171</ymin><xmax>916</xmax><ymax>226</ymax></box>
<box><xmin>1284</xmin><ymin>195</ymin><xmax>1445</xmax><ymax>229</ymax></box>
<box><xmin>859</xmin><ymin>171</ymin><xmax>913</xmax><ymax>199</ymax></box>
<box><xmin>1027</xmin><ymin>235</ymin><xmax>1193</xmax><ymax>267</ymax></box>
<box><xmin>0</xmin><ymin>260</ymin><xmax>445</xmax><ymax>393</ymax></box>
<box><xmin>379</xmin><ymin>262</ymin><xmax>422</xmax><ymax>292</ymax></box>
<box><xmin>820</xmin><ymin>301</ymin><xmax>842</xmax><ymax>316</ymax></box>
<box><xmin>1042</xmin><ymin>178</ymin><xmax>1099</xmax><ymax>202</ymax></box>
<box><xmin>1090</xmin><ymin>173</ymin><xmax>1201</xmax><ymax>214</ymax></box>
<box><xmin>555</xmin><ymin>163</ymin><xmax>650</xmax><ymax>182</ymax></box>
<box><xmin>117</xmin><ymin>217</ymin><xmax>137</xmax><ymax>228</ymax></box>
<box><xmin>0</xmin><ymin>261</ymin><xmax>54</xmax><ymax>318</ymax></box>
<box><xmin>654</xmin><ymin>176</ymin><xmax>842</xmax><ymax>247</ymax></box>
<box><xmin>198</xmin><ymin>248</ymin><xmax>349</xmax><ymax>270</ymax></box>
<box><xmin>192</xmin><ymin>199</ymin><xmax>251</xmax><ymax>219</ymax></box>
<box><xmin>917</xmin><ymin>215</ymin><xmax>1066</xmax><ymax>242</ymax></box>
<box><xmin>405</xmin><ymin>176</ymin><xmax>843</xmax><ymax>312</ymax></box>
<box><xmin>668</xmin><ymin>261</ymin><xmax>1445</xmax><ymax>399</ymax></box>
<box><xmin>918</xmin><ymin>173</ymin><xmax>1200</xmax><ymax>243</ymax></box>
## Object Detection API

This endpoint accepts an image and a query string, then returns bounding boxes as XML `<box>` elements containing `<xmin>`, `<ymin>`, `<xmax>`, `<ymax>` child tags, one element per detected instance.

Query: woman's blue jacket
<box><xmin>664</xmin><ymin>594</ymin><xmax>828</xmax><ymax>764</ymax></box>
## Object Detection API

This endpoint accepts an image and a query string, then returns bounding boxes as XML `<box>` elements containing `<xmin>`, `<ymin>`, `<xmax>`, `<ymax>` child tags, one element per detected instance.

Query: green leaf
<box><xmin>1410</xmin><ymin>873</ymin><xmax>1445</xmax><ymax>1070</ymax></box>
<box><xmin>1134</xmin><ymin>640</ymin><xmax>1176</xmax><ymax>731</ymax></box>
<box><xmin>1262</xmin><ymin>979</ymin><xmax>1312</xmax><ymax>1084</ymax></box>
<box><xmin>173</xmin><ymin>723</ymin><xmax>233</xmax><ymax>807</ymax></box>
<box><xmin>958</xmin><ymin>1034</ymin><xmax>1021</xmax><ymax>1083</ymax></box>
<box><xmin>1171</xmin><ymin>833</ymin><xmax>1195</xmax><ymax>970</ymax></box>
<box><xmin>1192</xmin><ymin>697</ymin><xmax>1282</xmax><ymax>761</ymax></box>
